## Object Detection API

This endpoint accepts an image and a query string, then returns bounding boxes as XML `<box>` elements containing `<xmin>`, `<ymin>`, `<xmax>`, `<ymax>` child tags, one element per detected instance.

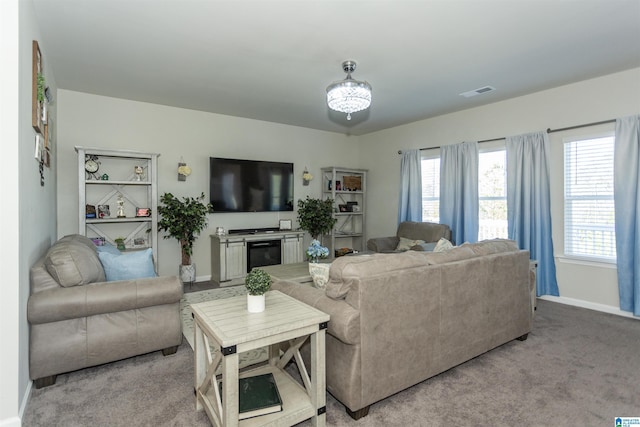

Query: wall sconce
<box><xmin>178</xmin><ymin>157</ymin><xmax>192</xmax><ymax>181</ymax></box>
<box><xmin>302</xmin><ymin>167</ymin><xmax>313</xmax><ymax>186</ymax></box>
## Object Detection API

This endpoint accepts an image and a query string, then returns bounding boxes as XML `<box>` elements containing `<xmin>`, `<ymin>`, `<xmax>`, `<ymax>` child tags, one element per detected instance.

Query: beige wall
<box><xmin>360</xmin><ymin>67</ymin><xmax>640</xmax><ymax>314</ymax></box>
<box><xmin>0</xmin><ymin>2</ymin><xmax>21</xmax><ymax>424</ymax></box>
<box><xmin>1</xmin><ymin>0</ymin><xmax>59</xmax><ymax>424</ymax></box>
<box><xmin>56</xmin><ymin>90</ymin><xmax>360</xmax><ymax>278</ymax></box>
<box><xmin>56</xmin><ymin>69</ymin><xmax>640</xmax><ymax>314</ymax></box>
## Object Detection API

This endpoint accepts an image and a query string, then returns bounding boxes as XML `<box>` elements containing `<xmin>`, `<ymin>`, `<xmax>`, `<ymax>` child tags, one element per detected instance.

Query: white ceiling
<box><xmin>32</xmin><ymin>0</ymin><xmax>640</xmax><ymax>136</ymax></box>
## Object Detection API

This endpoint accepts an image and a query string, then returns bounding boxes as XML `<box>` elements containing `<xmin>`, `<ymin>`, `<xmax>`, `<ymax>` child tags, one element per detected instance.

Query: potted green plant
<box><xmin>296</xmin><ymin>196</ymin><xmax>337</xmax><ymax>240</ymax></box>
<box><xmin>157</xmin><ymin>192</ymin><xmax>212</xmax><ymax>284</ymax></box>
<box><xmin>114</xmin><ymin>237</ymin><xmax>126</xmax><ymax>251</ymax></box>
<box><xmin>244</xmin><ymin>268</ymin><xmax>272</xmax><ymax>312</ymax></box>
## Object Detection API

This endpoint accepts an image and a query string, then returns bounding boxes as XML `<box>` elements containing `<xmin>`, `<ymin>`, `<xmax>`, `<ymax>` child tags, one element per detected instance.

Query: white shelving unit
<box><xmin>321</xmin><ymin>167</ymin><xmax>367</xmax><ymax>258</ymax></box>
<box><xmin>76</xmin><ymin>147</ymin><xmax>160</xmax><ymax>264</ymax></box>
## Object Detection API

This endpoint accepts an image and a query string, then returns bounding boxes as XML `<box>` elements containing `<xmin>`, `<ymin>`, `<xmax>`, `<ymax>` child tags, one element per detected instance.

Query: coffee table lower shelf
<box><xmin>198</xmin><ymin>364</ymin><xmax>316</xmax><ymax>427</ymax></box>
<box><xmin>192</xmin><ymin>291</ymin><xmax>329</xmax><ymax>427</ymax></box>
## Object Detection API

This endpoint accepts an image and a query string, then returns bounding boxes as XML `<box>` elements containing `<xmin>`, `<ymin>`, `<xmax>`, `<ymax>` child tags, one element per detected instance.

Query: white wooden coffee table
<box><xmin>192</xmin><ymin>290</ymin><xmax>330</xmax><ymax>427</ymax></box>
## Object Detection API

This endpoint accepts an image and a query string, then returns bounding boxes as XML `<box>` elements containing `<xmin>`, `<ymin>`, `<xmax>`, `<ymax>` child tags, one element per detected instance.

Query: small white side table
<box><xmin>192</xmin><ymin>290</ymin><xmax>330</xmax><ymax>427</ymax></box>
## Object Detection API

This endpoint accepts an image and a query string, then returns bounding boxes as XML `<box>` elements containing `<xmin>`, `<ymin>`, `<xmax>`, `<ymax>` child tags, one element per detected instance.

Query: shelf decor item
<box><xmin>114</xmin><ymin>237</ymin><xmax>126</xmax><ymax>251</ymax></box>
<box><xmin>116</xmin><ymin>194</ymin><xmax>126</xmax><ymax>218</ymax></box>
<box><xmin>343</xmin><ymin>175</ymin><xmax>362</xmax><ymax>191</ymax></box>
<box><xmin>296</xmin><ymin>196</ymin><xmax>337</xmax><ymax>240</ymax></box>
<box><xmin>157</xmin><ymin>192</ymin><xmax>212</xmax><ymax>284</ymax></box>
<box><xmin>244</xmin><ymin>268</ymin><xmax>272</xmax><ymax>313</ymax></box>
<box><xmin>134</xmin><ymin>165</ymin><xmax>144</xmax><ymax>181</ymax></box>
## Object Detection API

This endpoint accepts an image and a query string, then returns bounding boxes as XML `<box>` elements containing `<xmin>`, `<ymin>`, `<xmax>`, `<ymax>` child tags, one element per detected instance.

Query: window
<box><xmin>421</xmin><ymin>156</ymin><xmax>440</xmax><ymax>223</ymax></box>
<box><xmin>478</xmin><ymin>150</ymin><xmax>508</xmax><ymax>240</ymax></box>
<box><xmin>564</xmin><ymin>135</ymin><xmax>616</xmax><ymax>260</ymax></box>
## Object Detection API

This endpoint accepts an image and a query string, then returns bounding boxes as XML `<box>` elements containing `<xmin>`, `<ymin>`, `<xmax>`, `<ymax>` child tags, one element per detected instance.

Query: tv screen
<box><xmin>209</xmin><ymin>157</ymin><xmax>294</xmax><ymax>212</ymax></box>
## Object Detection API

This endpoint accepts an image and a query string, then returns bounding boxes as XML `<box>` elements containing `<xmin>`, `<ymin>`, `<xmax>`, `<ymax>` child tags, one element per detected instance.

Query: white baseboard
<box><xmin>195</xmin><ymin>274</ymin><xmax>211</xmax><ymax>283</ymax></box>
<box><xmin>20</xmin><ymin>381</ymin><xmax>32</xmax><ymax>422</ymax></box>
<box><xmin>0</xmin><ymin>379</ymin><xmax>31</xmax><ymax>427</ymax></box>
<box><xmin>538</xmin><ymin>295</ymin><xmax>638</xmax><ymax>319</ymax></box>
<box><xmin>0</xmin><ymin>417</ymin><xmax>21</xmax><ymax>427</ymax></box>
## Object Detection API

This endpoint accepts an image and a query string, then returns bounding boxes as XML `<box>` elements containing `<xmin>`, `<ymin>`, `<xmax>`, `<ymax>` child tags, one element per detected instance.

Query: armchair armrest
<box><xmin>367</xmin><ymin>236</ymin><xmax>399</xmax><ymax>253</ymax></box>
<box><xmin>271</xmin><ymin>280</ymin><xmax>361</xmax><ymax>345</ymax></box>
<box><xmin>28</xmin><ymin>276</ymin><xmax>183</xmax><ymax>324</ymax></box>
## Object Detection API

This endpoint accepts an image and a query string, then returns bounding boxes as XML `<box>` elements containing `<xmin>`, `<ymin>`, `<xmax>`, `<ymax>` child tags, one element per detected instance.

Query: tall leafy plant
<box><xmin>297</xmin><ymin>196</ymin><xmax>337</xmax><ymax>240</ymax></box>
<box><xmin>158</xmin><ymin>192</ymin><xmax>212</xmax><ymax>265</ymax></box>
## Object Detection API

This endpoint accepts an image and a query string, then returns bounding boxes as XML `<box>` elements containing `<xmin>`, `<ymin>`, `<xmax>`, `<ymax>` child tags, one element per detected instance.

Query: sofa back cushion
<box><xmin>397</xmin><ymin>221</ymin><xmax>451</xmax><ymax>243</ymax></box>
<box><xmin>44</xmin><ymin>235</ymin><xmax>106</xmax><ymax>287</ymax></box>
<box><xmin>463</xmin><ymin>238</ymin><xmax>519</xmax><ymax>255</ymax></box>
<box><xmin>326</xmin><ymin>252</ymin><xmax>429</xmax><ymax>300</ymax></box>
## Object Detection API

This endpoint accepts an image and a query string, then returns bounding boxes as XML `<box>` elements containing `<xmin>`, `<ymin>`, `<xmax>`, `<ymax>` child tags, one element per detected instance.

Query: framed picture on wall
<box><xmin>279</xmin><ymin>219</ymin><xmax>292</xmax><ymax>230</ymax></box>
<box><xmin>32</xmin><ymin>40</ymin><xmax>44</xmax><ymax>134</ymax></box>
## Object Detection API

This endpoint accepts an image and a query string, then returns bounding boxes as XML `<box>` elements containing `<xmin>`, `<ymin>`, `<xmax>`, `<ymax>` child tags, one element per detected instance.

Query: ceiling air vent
<box><xmin>459</xmin><ymin>86</ymin><xmax>496</xmax><ymax>98</ymax></box>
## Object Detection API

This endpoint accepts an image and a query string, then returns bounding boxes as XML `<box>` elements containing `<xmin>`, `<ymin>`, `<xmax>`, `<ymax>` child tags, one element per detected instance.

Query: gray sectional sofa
<box><xmin>28</xmin><ymin>234</ymin><xmax>183</xmax><ymax>388</ymax></box>
<box><xmin>273</xmin><ymin>239</ymin><xmax>534</xmax><ymax>419</ymax></box>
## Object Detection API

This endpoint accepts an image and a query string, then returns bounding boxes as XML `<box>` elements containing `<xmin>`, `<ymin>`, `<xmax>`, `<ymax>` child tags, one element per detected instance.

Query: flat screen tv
<box><xmin>209</xmin><ymin>157</ymin><xmax>294</xmax><ymax>212</ymax></box>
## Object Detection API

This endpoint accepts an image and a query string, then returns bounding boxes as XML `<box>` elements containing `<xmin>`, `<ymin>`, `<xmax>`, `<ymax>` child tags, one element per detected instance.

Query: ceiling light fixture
<box><xmin>326</xmin><ymin>60</ymin><xmax>372</xmax><ymax>120</ymax></box>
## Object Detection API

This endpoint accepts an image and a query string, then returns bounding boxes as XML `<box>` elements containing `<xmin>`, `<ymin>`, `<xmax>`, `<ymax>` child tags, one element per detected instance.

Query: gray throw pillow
<box><xmin>396</xmin><ymin>237</ymin><xmax>426</xmax><ymax>251</ymax></box>
<box><xmin>45</xmin><ymin>240</ymin><xmax>106</xmax><ymax>287</ymax></box>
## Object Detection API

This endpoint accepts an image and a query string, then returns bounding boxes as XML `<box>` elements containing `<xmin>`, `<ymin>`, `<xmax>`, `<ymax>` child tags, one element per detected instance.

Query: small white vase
<box><xmin>179</xmin><ymin>263</ymin><xmax>196</xmax><ymax>284</ymax></box>
<box><xmin>309</xmin><ymin>262</ymin><xmax>331</xmax><ymax>289</ymax></box>
<box><xmin>247</xmin><ymin>294</ymin><xmax>266</xmax><ymax>313</ymax></box>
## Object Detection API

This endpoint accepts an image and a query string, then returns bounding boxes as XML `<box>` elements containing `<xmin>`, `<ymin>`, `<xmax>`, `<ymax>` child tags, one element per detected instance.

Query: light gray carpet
<box><xmin>22</xmin><ymin>300</ymin><xmax>640</xmax><ymax>426</ymax></box>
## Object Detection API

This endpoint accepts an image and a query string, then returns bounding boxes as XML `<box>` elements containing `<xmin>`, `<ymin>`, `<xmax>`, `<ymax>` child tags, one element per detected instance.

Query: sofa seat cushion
<box><xmin>98</xmin><ymin>248</ymin><xmax>157</xmax><ymax>281</ymax></box>
<box><xmin>44</xmin><ymin>236</ymin><xmax>106</xmax><ymax>287</ymax></box>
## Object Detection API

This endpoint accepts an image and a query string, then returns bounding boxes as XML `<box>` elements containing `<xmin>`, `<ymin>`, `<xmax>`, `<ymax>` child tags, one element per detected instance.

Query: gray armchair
<box><xmin>28</xmin><ymin>234</ymin><xmax>183</xmax><ymax>388</ymax></box>
<box><xmin>367</xmin><ymin>221</ymin><xmax>452</xmax><ymax>252</ymax></box>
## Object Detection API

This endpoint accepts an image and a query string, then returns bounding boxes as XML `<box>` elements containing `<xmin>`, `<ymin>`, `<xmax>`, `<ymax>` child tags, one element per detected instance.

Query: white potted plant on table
<box><xmin>245</xmin><ymin>268</ymin><xmax>272</xmax><ymax>313</ymax></box>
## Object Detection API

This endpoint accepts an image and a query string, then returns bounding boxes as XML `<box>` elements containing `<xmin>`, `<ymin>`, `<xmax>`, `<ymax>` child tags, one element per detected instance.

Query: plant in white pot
<box><xmin>157</xmin><ymin>192</ymin><xmax>212</xmax><ymax>284</ymax></box>
<box><xmin>245</xmin><ymin>268</ymin><xmax>272</xmax><ymax>313</ymax></box>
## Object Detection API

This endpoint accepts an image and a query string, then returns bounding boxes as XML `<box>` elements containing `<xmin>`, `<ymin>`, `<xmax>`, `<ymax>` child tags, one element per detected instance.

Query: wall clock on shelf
<box><xmin>85</xmin><ymin>155</ymin><xmax>100</xmax><ymax>180</ymax></box>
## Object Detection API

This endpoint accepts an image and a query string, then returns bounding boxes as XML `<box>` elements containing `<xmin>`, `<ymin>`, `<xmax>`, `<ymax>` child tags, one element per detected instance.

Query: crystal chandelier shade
<box><xmin>326</xmin><ymin>60</ymin><xmax>372</xmax><ymax>120</ymax></box>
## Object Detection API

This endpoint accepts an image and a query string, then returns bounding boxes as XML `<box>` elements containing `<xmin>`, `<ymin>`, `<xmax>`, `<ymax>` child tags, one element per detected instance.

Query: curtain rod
<box><xmin>546</xmin><ymin>119</ymin><xmax>615</xmax><ymax>134</ymax></box>
<box><xmin>397</xmin><ymin>118</ymin><xmax>616</xmax><ymax>155</ymax></box>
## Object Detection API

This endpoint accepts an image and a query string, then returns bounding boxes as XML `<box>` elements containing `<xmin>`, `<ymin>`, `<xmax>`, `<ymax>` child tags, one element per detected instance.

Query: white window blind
<box><xmin>564</xmin><ymin>135</ymin><xmax>616</xmax><ymax>260</ymax></box>
<box><xmin>478</xmin><ymin>150</ymin><xmax>508</xmax><ymax>240</ymax></box>
<box><xmin>421</xmin><ymin>156</ymin><xmax>440</xmax><ymax>223</ymax></box>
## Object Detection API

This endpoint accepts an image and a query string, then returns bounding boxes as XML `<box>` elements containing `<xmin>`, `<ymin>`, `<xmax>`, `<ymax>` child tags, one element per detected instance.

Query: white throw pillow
<box><xmin>433</xmin><ymin>238</ymin><xmax>455</xmax><ymax>253</ymax></box>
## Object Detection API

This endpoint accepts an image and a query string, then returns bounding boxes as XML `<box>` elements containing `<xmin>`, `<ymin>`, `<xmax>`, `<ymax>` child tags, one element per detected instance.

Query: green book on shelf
<box><xmin>219</xmin><ymin>373</ymin><xmax>283</xmax><ymax>420</ymax></box>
